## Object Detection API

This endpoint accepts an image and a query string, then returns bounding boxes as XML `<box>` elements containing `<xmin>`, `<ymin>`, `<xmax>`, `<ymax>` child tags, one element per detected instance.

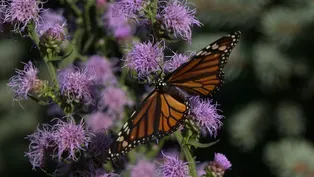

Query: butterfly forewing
<box><xmin>108</xmin><ymin>89</ymin><xmax>188</xmax><ymax>160</ymax></box>
<box><xmin>165</xmin><ymin>31</ymin><xmax>241</xmax><ymax>96</ymax></box>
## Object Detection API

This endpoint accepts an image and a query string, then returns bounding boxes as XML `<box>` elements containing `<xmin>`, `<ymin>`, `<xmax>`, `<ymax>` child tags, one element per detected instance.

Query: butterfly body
<box><xmin>108</xmin><ymin>31</ymin><xmax>241</xmax><ymax>160</ymax></box>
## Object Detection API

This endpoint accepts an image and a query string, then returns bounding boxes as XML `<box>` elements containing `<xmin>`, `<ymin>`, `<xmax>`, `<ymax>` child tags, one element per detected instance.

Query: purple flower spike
<box><xmin>59</xmin><ymin>67</ymin><xmax>95</xmax><ymax>104</ymax></box>
<box><xmin>131</xmin><ymin>159</ymin><xmax>156</xmax><ymax>177</ymax></box>
<box><xmin>164</xmin><ymin>53</ymin><xmax>190</xmax><ymax>72</ymax></box>
<box><xmin>25</xmin><ymin>125</ymin><xmax>54</xmax><ymax>169</ymax></box>
<box><xmin>8</xmin><ymin>61</ymin><xmax>40</xmax><ymax>100</ymax></box>
<box><xmin>157</xmin><ymin>153</ymin><xmax>191</xmax><ymax>177</ymax></box>
<box><xmin>85</xmin><ymin>55</ymin><xmax>115</xmax><ymax>84</ymax></box>
<box><xmin>86</xmin><ymin>112</ymin><xmax>113</xmax><ymax>132</ymax></box>
<box><xmin>158</xmin><ymin>0</ymin><xmax>202</xmax><ymax>42</ymax></box>
<box><xmin>125</xmin><ymin>41</ymin><xmax>164</xmax><ymax>79</ymax></box>
<box><xmin>99</xmin><ymin>86</ymin><xmax>133</xmax><ymax>117</ymax></box>
<box><xmin>4</xmin><ymin>0</ymin><xmax>44</xmax><ymax>32</ymax></box>
<box><xmin>190</xmin><ymin>96</ymin><xmax>223</xmax><ymax>137</ymax></box>
<box><xmin>52</xmin><ymin>118</ymin><xmax>93</xmax><ymax>161</ymax></box>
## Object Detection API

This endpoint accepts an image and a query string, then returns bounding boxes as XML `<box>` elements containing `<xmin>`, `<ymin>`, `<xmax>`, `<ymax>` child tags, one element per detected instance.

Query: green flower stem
<box><xmin>66</xmin><ymin>0</ymin><xmax>82</xmax><ymax>17</ymax></box>
<box><xmin>84</xmin><ymin>1</ymin><xmax>93</xmax><ymax>33</ymax></box>
<box><xmin>43</xmin><ymin>53</ymin><xmax>58</xmax><ymax>85</ymax></box>
<box><xmin>27</xmin><ymin>23</ymin><xmax>57</xmax><ymax>83</ymax></box>
<box><xmin>174</xmin><ymin>131</ymin><xmax>198</xmax><ymax>177</ymax></box>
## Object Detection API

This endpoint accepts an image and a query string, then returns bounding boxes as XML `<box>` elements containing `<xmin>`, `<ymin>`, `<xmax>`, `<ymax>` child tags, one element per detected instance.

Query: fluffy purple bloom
<box><xmin>157</xmin><ymin>153</ymin><xmax>191</xmax><ymax>177</ymax></box>
<box><xmin>111</xmin><ymin>0</ymin><xmax>146</xmax><ymax>18</ymax></box>
<box><xmin>86</xmin><ymin>112</ymin><xmax>113</xmax><ymax>132</ymax></box>
<box><xmin>8</xmin><ymin>61</ymin><xmax>40</xmax><ymax>100</ymax></box>
<box><xmin>84</xmin><ymin>55</ymin><xmax>115</xmax><ymax>84</ymax></box>
<box><xmin>130</xmin><ymin>159</ymin><xmax>156</xmax><ymax>177</ymax></box>
<box><xmin>190</xmin><ymin>96</ymin><xmax>223</xmax><ymax>137</ymax></box>
<box><xmin>208</xmin><ymin>153</ymin><xmax>231</xmax><ymax>176</ymax></box>
<box><xmin>52</xmin><ymin>118</ymin><xmax>93</xmax><ymax>161</ymax></box>
<box><xmin>37</xmin><ymin>9</ymin><xmax>66</xmax><ymax>37</ymax></box>
<box><xmin>59</xmin><ymin>67</ymin><xmax>95</xmax><ymax>103</ymax></box>
<box><xmin>40</xmin><ymin>23</ymin><xmax>66</xmax><ymax>42</ymax></box>
<box><xmin>158</xmin><ymin>0</ymin><xmax>201</xmax><ymax>42</ymax></box>
<box><xmin>164</xmin><ymin>53</ymin><xmax>190</xmax><ymax>72</ymax></box>
<box><xmin>99</xmin><ymin>86</ymin><xmax>133</xmax><ymax>116</ymax></box>
<box><xmin>105</xmin><ymin>4</ymin><xmax>133</xmax><ymax>39</ymax></box>
<box><xmin>4</xmin><ymin>0</ymin><xmax>44</xmax><ymax>31</ymax></box>
<box><xmin>25</xmin><ymin>125</ymin><xmax>54</xmax><ymax>169</ymax></box>
<box><xmin>212</xmin><ymin>153</ymin><xmax>232</xmax><ymax>170</ymax></box>
<box><xmin>125</xmin><ymin>41</ymin><xmax>164</xmax><ymax>78</ymax></box>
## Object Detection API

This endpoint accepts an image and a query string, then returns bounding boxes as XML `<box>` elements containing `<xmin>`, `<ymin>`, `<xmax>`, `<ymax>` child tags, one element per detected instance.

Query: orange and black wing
<box><xmin>165</xmin><ymin>31</ymin><xmax>241</xmax><ymax>96</ymax></box>
<box><xmin>108</xmin><ymin>89</ymin><xmax>188</xmax><ymax>160</ymax></box>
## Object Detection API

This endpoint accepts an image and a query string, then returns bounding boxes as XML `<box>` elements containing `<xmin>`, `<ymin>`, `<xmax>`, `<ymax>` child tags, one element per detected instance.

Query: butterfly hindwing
<box><xmin>165</xmin><ymin>31</ymin><xmax>241</xmax><ymax>96</ymax></box>
<box><xmin>108</xmin><ymin>89</ymin><xmax>188</xmax><ymax>160</ymax></box>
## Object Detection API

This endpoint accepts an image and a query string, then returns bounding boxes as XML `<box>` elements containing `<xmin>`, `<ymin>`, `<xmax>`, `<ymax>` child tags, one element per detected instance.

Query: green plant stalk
<box><xmin>174</xmin><ymin>131</ymin><xmax>198</xmax><ymax>177</ymax></box>
<box><xmin>27</xmin><ymin>23</ymin><xmax>57</xmax><ymax>83</ymax></box>
<box><xmin>66</xmin><ymin>0</ymin><xmax>82</xmax><ymax>17</ymax></box>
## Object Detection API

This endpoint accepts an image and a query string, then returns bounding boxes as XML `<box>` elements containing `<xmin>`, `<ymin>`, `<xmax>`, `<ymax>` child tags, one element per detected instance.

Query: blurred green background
<box><xmin>1</xmin><ymin>0</ymin><xmax>314</xmax><ymax>177</ymax></box>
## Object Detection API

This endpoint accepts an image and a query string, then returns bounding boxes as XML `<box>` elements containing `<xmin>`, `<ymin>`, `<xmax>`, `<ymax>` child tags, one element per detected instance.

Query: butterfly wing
<box><xmin>165</xmin><ymin>31</ymin><xmax>241</xmax><ymax>96</ymax></box>
<box><xmin>108</xmin><ymin>89</ymin><xmax>188</xmax><ymax>160</ymax></box>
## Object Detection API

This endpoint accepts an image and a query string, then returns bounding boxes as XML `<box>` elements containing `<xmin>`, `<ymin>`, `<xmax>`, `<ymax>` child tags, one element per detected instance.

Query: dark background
<box><xmin>0</xmin><ymin>0</ymin><xmax>314</xmax><ymax>177</ymax></box>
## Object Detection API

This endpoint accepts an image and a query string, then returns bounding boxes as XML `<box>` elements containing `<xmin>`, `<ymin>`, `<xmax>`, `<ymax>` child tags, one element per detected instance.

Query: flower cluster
<box><xmin>7</xmin><ymin>61</ymin><xmax>43</xmax><ymax>100</ymax></box>
<box><xmin>109</xmin><ymin>0</ymin><xmax>201</xmax><ymax>42</ymax></box>
<box><xmin>25</xmin><ymin>117</ymin><xmax>92</xmax><ymax>169</ymax></box>
<box><xmin>157</xmin><ymin>153</ymin><xmax>191</xmax><ymax>177</ymax></box>
<box><xmin>157</xmin><ymin>0</ymin><xmax>202</xmax><ymax>42</ymax></box>
<box><xmin>125</xmin><ymin>41</ymin><xmax>164</xmax><ymax>79</ymax></box>
<box><xmin>59</xmin><ymin>67</ymin><xmax>95</xmax><ymax>104</ymax></box>
<box><xmin>4</xmin><ymin>0</ymin><xmax>44</xmax><ymax>32</ymax></box>
<box><xmin>190</xmin><ymin>96</ymin><xmax>223</xmax><ymax>137</ymax></box>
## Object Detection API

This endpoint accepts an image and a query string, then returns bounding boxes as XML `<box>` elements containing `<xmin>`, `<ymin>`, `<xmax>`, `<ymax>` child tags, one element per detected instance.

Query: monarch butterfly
<box><xmin>108</xmin><ymin>31</ymin><xmax>241</xmax><ymax>160</ymax></box>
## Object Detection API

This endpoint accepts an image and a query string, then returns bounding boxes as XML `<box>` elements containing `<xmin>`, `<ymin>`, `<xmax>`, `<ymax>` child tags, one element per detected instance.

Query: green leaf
<box><xmin>187</xmin><ymin>139</ymin><xmax>220</xmax><ymax>148</ymax></box>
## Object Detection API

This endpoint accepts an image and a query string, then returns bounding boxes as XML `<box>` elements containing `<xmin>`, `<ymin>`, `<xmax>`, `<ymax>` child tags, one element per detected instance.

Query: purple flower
<box><xmin>208</xmin><ymin>153</ymin><xmax>231</xmax><ymax>176</ymax></box>
<box><xmin>125</xmin><ymin>41</ymin><xmax>164</xmax><ymax>79</ymax></box>
<box><xmin>4</xmin><ymin>0</ymin><xmax>44</xmax><ymax>32</ymax></box>
<box><xmin>40</xmin><ymin>23</ymin><xmax>66</xmax><ymax>42</ymax></box>
<box><xmin>212</xmin><ymin>153</ymin><xmax>232</xmax><ymax>170</ymax></box>
<box><xmin>37</xmin><ymin>9</ymin><xmax>66</xmax><ymax>37</ymax></box>
<box><xmin>86</xmin><ymin>112</ymin><xmax>113</xmax><ymax>132</ymax></box>
<box><xmin>157</xmin><ymin>153</ymin><xmax>191</xmax><ymax>177</ymax></box>
<box><xmin>99</xmin><ymin>86</ymin><xmax>133</xmax><ymax>117</ymax></box>
<box><xmin>25</xmin><ymin>125</ymin><xmax>54</xmax><ymax>169</ymax></box>
<box><xmin>8</xmin><ymin>61</ymin><xmax>40</xmax><ymax>100</ymax></box>
<box><xmin>111</xmin><ymin>0</ymin><xmax>146</xmax><ymax>18</ymax></box>
<box><xmin>190</xmin><ymin>96</ymin><xmax>223</xmax><ymax>137</ymax></box>
<box><xmin>130</xmin><ymin>159</ymin><xmax>156</xmax><ymax>177</ymax></box>
<box><xmin>158</xmin><ymin>0</ymin><xmax>201</xmax><ymax>42</ymax></box>
<box><xmin>105</xmin><ymin>4</ymin><xmax>133</xmax><ymax>39</ymax></box>
<box><xmin>84</xmin><ymin>55</ymin><xmax>115</xmax><ymax>84</ymax></box>
<box><xmin>164</xmin><ymin>53</ymin><xmax>190</xmax><ymax>72</ymax></box>
<box><xmin>52</xmin><ymin>118</ymin><xmax>93</xmax><ymax>161</ymax></box>
<box><xmin>88</xmin><ymin>130</ymin><xmax>113</xmax><ymax>157</ymax></box>
<box><xmin>58</xmin><ymin>67</ymin><xmax>95</xmax><ymax>103</ymax></box>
